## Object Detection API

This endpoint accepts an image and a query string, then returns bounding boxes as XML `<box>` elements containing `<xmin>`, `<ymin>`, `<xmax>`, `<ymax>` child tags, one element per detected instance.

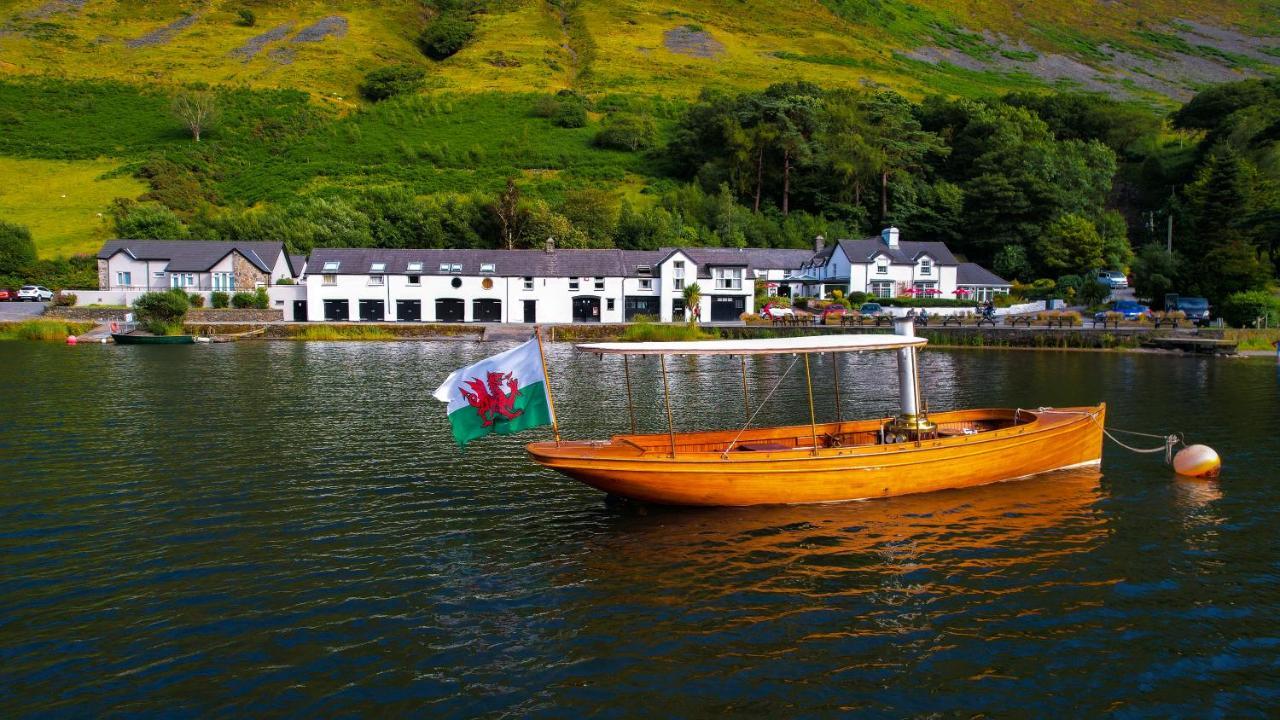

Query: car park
<box><xmin>1096</xmin><ymin>270</ymin><xmax>1128</xmax><ymax>289</ymax></box>
<box><xmin>1166</xmin><ymin>295</ymin><xmax>1211</xmax><ymax>326</ymax></box>
<box><xmin>16</xmin><ymin>285</ymin><xmax>54</xmax><ymax>302</ymax></box>
<box><xmin>1094</xmin><ymin>299</ymin><xmax>1151</xmax><ymax>322</ymax></box>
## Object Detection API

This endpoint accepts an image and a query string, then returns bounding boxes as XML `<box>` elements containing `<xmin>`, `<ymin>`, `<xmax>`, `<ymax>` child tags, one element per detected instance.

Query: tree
<box><xmin>359</xmin><ymin>65</ymin><xmax>427</xmax><ymax>102</ymax></box>
<box><xmin>1130</xmin><ymin>243</ymin><xmax>1182</xmax><ymax>306</ymax></box>
<box><xmin>1197</xmin><ymin>239</ymin><xmax>1271</xmax><ymax>305</ymax></box>
<box><xmin>0</xmin><ymin>221</ymin><xmax>37</xmax><ymax>276</ymax></box>
<box><xmin>417</xmin><ymin>13</ymin><xmax>475</xmax><ymax>61</ymax></box>
<box><xmin>112</xmin><ymin>201</ymin><xmax>188</xmax><ymax>239</ymax></box>
<box><xmin>682</xmin><ymin>282</ymin><xmax>702</xmax><ymax>324</ymax></box>
<box><xmin>593</xmin><ymin>114</ymin><xmax>656</xmax><ymax>151</ymax></box>
<box><xmin>133</xmin><ymin>289</ymin><xmax>190</xmax><ymax>335</ymax></box>
<box><xmin>1035</xmin><ymin>214</ymin><xmax>1104</xmax><ymax>275</ymax></box>
<box><xmin>1097</xmin><ymin>210</ymin><xmax>1134</xmax><ymax>270</ymax></box>
<box><xmin>858</xmin><ymin>91</ymin><xmax>947</xmax><ymax>224</ymax></box>
<box><xmin>491</xmin><ymin>178</ymin><xmax>527</xmax><ymax>251</ymax></box>
<box><xmin>172</xmin><ymin>89</ymin><xmax>218</xmax><ymax>142</ymax></box>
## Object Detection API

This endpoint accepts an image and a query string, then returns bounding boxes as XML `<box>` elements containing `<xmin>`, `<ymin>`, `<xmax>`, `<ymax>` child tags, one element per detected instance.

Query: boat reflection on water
<box><xmin>568</xmin><ymin>470</ymin><xmax>1109</xmax><ymax>644</ymax></box>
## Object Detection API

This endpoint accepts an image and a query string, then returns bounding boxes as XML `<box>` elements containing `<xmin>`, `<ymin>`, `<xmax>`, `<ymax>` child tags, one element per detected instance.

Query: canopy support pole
<box><xmin>803</xmin><ymin>353</ymin><xmax>818</xmax><ymax>455</ymax></box>
<box><xmin>831</xmin><ymin>352</ymin><xmax>842</xmax><ymax>423</ymax></box>
<box><xmin>740</xmin><ymin>356</ymin><xmax>751</xmax><ymax>424</ymax></box>
<box><xmin>660</xmin><ymin>354</ymin><xmax>676</xmax><ymax>458</ymax></box>
<box><xmin>535</xmin><ymin>326</ymin><xmax>561</xmax><ymax>445</ymax></box>
<box><xmin>623</xmin><ymin>355</ymin><xmax>637</xmax><ymax>434</ymax></box>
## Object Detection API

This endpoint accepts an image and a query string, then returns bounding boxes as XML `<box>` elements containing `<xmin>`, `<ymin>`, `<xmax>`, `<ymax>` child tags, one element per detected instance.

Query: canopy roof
<box><xmin>577</xmin><ymin>333</ymin><xmax>926</xmax><ymax>356</ymax></box>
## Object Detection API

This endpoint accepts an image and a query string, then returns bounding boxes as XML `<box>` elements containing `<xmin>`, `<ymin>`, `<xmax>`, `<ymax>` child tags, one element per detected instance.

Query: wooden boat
<box><xmin>111</xmin><ymin>332</ymin><xmax>195</xmax><ymax>345</ymax></box>
<box><xmin>527</xmin><ymin>321</ymin><xmax>1104</xmax><ymax>506</ymax></box>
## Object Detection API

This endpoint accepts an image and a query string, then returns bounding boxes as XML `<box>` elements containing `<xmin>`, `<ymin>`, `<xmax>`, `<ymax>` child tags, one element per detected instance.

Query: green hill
<box><xmin>0</xmin><ymin>0</ymin><xmax>1278</xmax><ymax>266</ymax></box>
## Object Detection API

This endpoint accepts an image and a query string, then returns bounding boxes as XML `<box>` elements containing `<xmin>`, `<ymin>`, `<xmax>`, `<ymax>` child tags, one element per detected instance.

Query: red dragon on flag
<box><xmin>459</xmin><ymin>371</ymin><xmax>524</xmax><ymax>427</ymax></box>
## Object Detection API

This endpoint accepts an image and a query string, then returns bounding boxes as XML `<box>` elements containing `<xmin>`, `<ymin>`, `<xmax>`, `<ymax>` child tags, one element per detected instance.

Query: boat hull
<box><xmin>112</xmin><ymin>333</ymin><xmax>195</xmax><ymax>345</ymax></box>
<box><xmin>527</xmin><ymin>405</ymin><xmax>1105</xmax><ymax>506</ymax></box>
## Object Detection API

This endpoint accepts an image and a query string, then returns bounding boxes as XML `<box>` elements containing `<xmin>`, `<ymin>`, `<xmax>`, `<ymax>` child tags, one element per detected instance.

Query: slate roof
<box><xmin>835</xmin><ymin>237</ymin><xmax>959</xmax><ymax>266</ymax></box>
<box><xmin>956</xmin><ymin>263</ymin><xmax>1011</xmax><ymax>286</ymax></box>
<box><xmin>97</xmin><ymin>240</ymin><xmax>288</xmax><ymax>274</ymax></box>
<box><xmin>289</xmin><ymin>255</ymin><xmax>308</xmax><ymax>276</ymax></box>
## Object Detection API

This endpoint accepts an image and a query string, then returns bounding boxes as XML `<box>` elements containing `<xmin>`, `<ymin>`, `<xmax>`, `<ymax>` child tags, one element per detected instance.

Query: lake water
<box><xmin>2</xmin><ymin>340</ymin><xmax>1278</xmax><ymax>717</ymax></box>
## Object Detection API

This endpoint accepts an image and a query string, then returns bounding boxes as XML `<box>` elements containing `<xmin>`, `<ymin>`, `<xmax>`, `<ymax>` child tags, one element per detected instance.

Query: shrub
<box><xmin>1220</xmin><ymin>290</ymin><xmax>1280</xmax><ymax>328</ymax></box>
<box><xmin>417</xmin><ymin>13</ymin><xmax>475</xmax><ymax>61</ymax></box>
<box><xmin>236</xmin><ymin>9</ymin><xmax>256</xmax><ymax>27</ymax></box>
<box><xmin>134</xmin><ymin>290</ymin><xmax>189</xmax><ymax>335</ymax></box>
<box><xmin>552</xmin><ymin>99</ymin><xmax>588</xmax><ymax>128</ymax></box>
<box><xmin>0</xmin><ymin>221</ymin><xmax>37</xmax><ymax>276</ymax></box>
<box><xmin>231</xmin><ymin>291</ymin><xmax>257</xmax><ymax>309</ymax></box>
<box><xmin>359</xmin><ymin>65</ymin><xmax>427</xmax><ymax>102</ymax></box>
<box><xmin>275</xmin><ymin>277</ymin><xmax>294</xmax><ymax>285</ymax></box>
<box><xmin>531</xmin><ymin>95</ymin><xmax>560</xmax><ymax>118</ymax></box>
<box><xmin>993</xmin><ymin>293</ymin><xmax>1015</xmax><ymax>308</ymax></box>
<box><xmin>253</xmin><ymin>286</ymin><xmax>269</xmax><ymax>309</ymax></box>
<box><xmin>846</xmin><ymin>291</ymin><xmax>868</xmax><ymax>305</ymax></box>
<box><xmin>52</xmin><ymin>291</ymin><xmax>77</xmax><ymax>307</ymax></box>
<box><xmin>593</xmin><ymin>114</ymin><xmax>656</xmax><ymax>151</ymax></box>
<box><xmin>211</xmin><ymin>291</ymin><xmax>230</xmax><ymax>308</ymax></box>
<box><xmin>187</xmin><ymin>292</ymin><xmax>205</xmax><ymax>308</ymax></box>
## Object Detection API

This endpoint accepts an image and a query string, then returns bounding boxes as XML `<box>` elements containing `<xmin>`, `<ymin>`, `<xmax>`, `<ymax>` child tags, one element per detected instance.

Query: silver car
<box><xmin>1096</xmin><ymin>270</ymin><xmax>1128</xmax><ymax>289</ymax></box>
<box><xmin>17</xmin><ymin>285</ymin><xmax>53</xmax><ymax>302</ymax></box>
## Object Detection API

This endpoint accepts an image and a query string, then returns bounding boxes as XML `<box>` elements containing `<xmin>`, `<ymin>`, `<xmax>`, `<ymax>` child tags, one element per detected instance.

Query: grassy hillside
<box><xmin>0</xmin><ymin>0</ymin><xmax>1277</xmax><ymax>260</ymax></box>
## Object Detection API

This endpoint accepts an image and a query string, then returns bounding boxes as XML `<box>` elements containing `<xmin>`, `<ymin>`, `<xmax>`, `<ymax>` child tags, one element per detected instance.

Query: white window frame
<box><xmin>450</xmin><ymin>263</ymin><xmax>462</xmax><ymax>274</ymax></box>
<box><xmin>523</xmin><ymin>276</ymin><xmax>534</xmax><ymax>290</ymax></box>
<box><xmin>323</xmin><ymin>274</ymin><xmax>337</xmax><ymax>286</ymax></box>
<box><xmin>407</xmin><ymin>262</ymin><xmax>423</xmax><ymax>272</ymax></box>
<box><xmin>116</xmin><ymin>271</ymin><xmax>132</xmax><ymax>287</ymax></box>
<box><xmin>638</xmin><ymin>278</ymin><xmax>652</xmax><ymax>291</ymax></box>
<box><xmin>569</xmin><ymin>278</ymin><xmax>580</xmax><ymax>291</ymax></box>
<box><xmin>480</xmin><ymin>263</ymin><xmax>496</xmax><ymax>274</ymax></box>
<box><xmin>438</xmin><ymin>263</ymin><xmax>451</xmax><ymax>273</ymax></box>
<box><xmin>673</xmin><ymin>261</ymin><xmax>685</xmax><ymax>291</ymax></box>
<box><xmin>875</xmin><ymin>257</ymin><xmax>889</xmax><ymax>275</ymax></box>
<box><xmin>322</xmin><ymin>261</ymin><xmax>340</xmax><ymax>272</ymax></box>
<box><xmin>918</xmin><ymin>258</ymin><xmax>932</xmax><ymax>277</ymax></box>
<box><xmin>594</xmin><ymin>276</ymin><xmax>605</xmax><ymax>291</ymax></box>
<box><xmin>370</xmin><ymin>262</ymin><xmax>386</xmax><ymax>273</ymax></box>
<box><xmin>713</xmin><ymin>267</ymin><xmax>743</xmax><ymax>291</ymax></box>
<box><xmin>369</xmin><ymin>275</ymin><xmax>385</xmax><ymax>287</ymax></box>
<box><xmin>407</xmin><ymin>275</ymin><xmax>421</xmax><ymax>286</ymax></box>
<box><xmin>870</xmin><ymin>280</ymin><xmax>893</xmax><ymax>299</ymax></box>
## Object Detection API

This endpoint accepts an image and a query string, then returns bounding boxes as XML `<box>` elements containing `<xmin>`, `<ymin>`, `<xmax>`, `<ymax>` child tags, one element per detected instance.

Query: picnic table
<box><xmin>1006</xmin><ymin>315</ymin><xmax>1034</xmax><ymax>327</ymax></box>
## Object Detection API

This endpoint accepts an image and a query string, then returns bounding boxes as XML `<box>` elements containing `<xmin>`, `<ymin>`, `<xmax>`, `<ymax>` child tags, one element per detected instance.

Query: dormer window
<box><xmin>480</xmin><ymin>263</ymin><xmax>496</xmax><ymax>274</ymax></box>
<box><xmin>875</xmin><ymin>257</ymin><xmax>888</xmax><ymax>275</ymax></box>
<box><xmin>636</xmin><ymin>265</ymin><xmax>652</xmax><ymax>276</ymax></box>
<box><xmin>919</xmin><ymin>258</ymin><xmax>932</xmax><ymax>276</ymax></box>
<box><xmin>407</xmin><ymin>262</ymin><xmax>423</xmax><ymax>272</ymax></box>
<box><xmin>370</xmin><ymin>262</ymin><xmax>386</xmax><ymax>273</ymax></box>
<box><xmin>322</xmin><ymin>261</ymin><xmax>340</xmax><ymax>272</ymax></box>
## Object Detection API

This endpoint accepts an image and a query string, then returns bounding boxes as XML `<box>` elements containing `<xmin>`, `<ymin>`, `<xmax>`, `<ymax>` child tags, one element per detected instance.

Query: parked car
<box><xmin>820</xmin><ymin>303</ymin><xmax>848</xmax><ymax>321</ymax></box>
<box><xmin>17</xmin><ymin>285</ymin><xmax>53</xmax><ymax>302</ymax></box>
<box><xmin>1094</xmin><ymin>300</ymin><xmax>1151</xmax><ymax>322</ymax></box>
<box><xmin>1096</xmin><ymin>270</ymin><xmax>1128</xmax><ymax>289</ymax></box>
<box><xmin>0</xmin><ymin>288</ymin><xmax>17</xmax><ymax>301</ymax></box>
<box><xmin>759</xmin><ymin>302</ymin><xmax>794</xmax><ymax>319</ymax></box>
<box><xmin>859</xmin><ymin>302</ymin><xmax>884</xmax><ymax>315</ymax></box>
<box><xmin>1166</xmin><ymin>295</ymin><xmax>1211</xmax><ymax>326</ymax></box>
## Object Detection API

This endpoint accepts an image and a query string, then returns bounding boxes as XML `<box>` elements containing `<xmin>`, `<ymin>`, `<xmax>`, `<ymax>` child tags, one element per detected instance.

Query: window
<box><xmin>875</xmin><ymin>257</ymin><xmax>888</xmax><ymax>275</ymax></box>
<box><xmin>154</xmin><ymin>271</ymin><xmax>166</xmax><ymax>278</ymax></box>
<box><xmin>116</xmin><ymin>271</ymin><xmax>132</xmax><ymax>286</ymax></box>
<box><xmin>439</xmin><ymin>263</ymin><xmax>451</xmax><ymax>273</ymax></box>
<box><xmin>450</xmin><ymin>263</ymin><xmax>462</xmax><ymax>274</ymax></box>
<box><xmin>569</xmin><ymin>277</ymin><xmax>580</xmax><ymax>291</ymax></box>
<box><xmin>713</xmin><ymin>267</ymin><xmax>743</xmax><ymax>291</ymax></box>
<box><xmin>594</xmin><ymin>277</ymin><xmax>605</xmax><ymax>291</ymax></box>
<box><xmin>407</xmin><ymin>262</ymin><xmax>423</xmax><ymax>272</ymax></box>
<box><xmin>169</xmin><ymin>273</ymin><xmax>195</xmax><ymax>289</ymax></box>
<box><xmin>639</xmin><ymin>278</ymin><xmax>652</xmax><ymax>291</ymax></box>
<box><xmin>912</xmin><ymin>281</ymin><xmax>937</xmax><ymax>297</ymax></box>
<box><xmin>919</xmin><ymin>258</ymin><xmax>932</xmax><ymax>276</ymax></box>
<box><xmin>636</xmin><ymin>265</ymin><xmax>652</xmax><ymax>276</ymax></box>
<box><xmin>606</xmin><ymin>298</ymin><xmax>615</xmax><ymax>311</ymax></box>
<box><xmin>673</xmin><ymin>261</ymin><xmax>685</xmax><ymax>291</ymax></box>
<box><xmin>370</xmin><ymin>262</ymin><xmax>386</xmax><ymax>273</ymax></box>
<box><xmin>523</xmin><ymin>276</ymin><xmax>534</xmax><ymax>290</ymax></box>
<box><xmin>480</xmin><ymin>263</ymin><xmax>496</xmax><ymax>274</ymax></box>
<box><xmin>323</xmin><ymin>261</ymin><xmax>340</xmax><ymax>272</ymax></box>
<box><xmin>212</xmin><ymin>272</ymin><xmax>235</xmax><ymax>291</ymax></box>
<box><xmin>408</xmin><ymin>275</ymin><xmax>421</xmax><ymax>285</ymax></box>
<box><xmin>870</xmin><ymin>280</ymin><xmax>893</xmax><ymax>299</ymax></box>
<box><xmin>323</xmin><ymin>274</ymin><xmax>337</xmax><ymax>286</ymax></box>
<box><xmin>369</xmin><ymin>275</ymin><xmax>385</xmax><ymax>286</ymax></box>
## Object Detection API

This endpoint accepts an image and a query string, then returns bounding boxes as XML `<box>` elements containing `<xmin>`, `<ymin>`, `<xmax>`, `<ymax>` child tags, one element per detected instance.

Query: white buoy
<box><xmin>1173</xmin><ymin>444</ymin><xmax>1221</xmax><ymax>478</ymax></box>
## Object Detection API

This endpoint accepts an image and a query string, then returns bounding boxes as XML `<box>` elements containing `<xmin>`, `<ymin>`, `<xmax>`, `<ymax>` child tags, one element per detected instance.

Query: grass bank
<box><xmin>0</xmin><ymin>319</ymin><xmax>95</xmax><ymax>341</ymax></box>
<box><xmin>1225</xmin><ymin>328</ymin><xmax>1280</xmax><ymax>352</ymax></box>
<box><xmin>287</xmin><ymin>325</ymin><xmax>399</xmax><ymax>341</ymax></box>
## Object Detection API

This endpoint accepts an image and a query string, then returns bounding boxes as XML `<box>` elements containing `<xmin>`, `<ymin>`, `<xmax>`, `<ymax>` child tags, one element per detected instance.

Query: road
<box><xmin>0</xmin><ymin>302</ymin><xmax>47</xmax><ymax>320</ymax></box>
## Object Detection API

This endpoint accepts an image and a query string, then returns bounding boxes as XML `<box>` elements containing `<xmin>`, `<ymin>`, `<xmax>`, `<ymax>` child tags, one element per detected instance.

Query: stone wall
<box><xmin>45</xmin><ymin>307</ymin><xmax>283</xmax><ymax>322</ymax></box>
<box><xmin>96</xmin><ymin>259</ymin><xmax>108</xmax><ymax>290</ymax></box>
<box><xmin>232</xmin><ymin>253</ymin><xmax>267</xmax><ymax>290</ymax></box>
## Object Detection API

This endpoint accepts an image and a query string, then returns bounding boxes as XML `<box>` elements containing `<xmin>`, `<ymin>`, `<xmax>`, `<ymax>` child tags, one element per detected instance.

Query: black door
<box><xmin>396</xmin><ymin>299</ymin><xmax>421</xmax><ymax>322</ymax></box>
<box><xmin>523</xmin><ymin>300</ymin><xmax>537</xmax><ymax>323</ymax></box>
<box><xmin>473</xmin><ymin>299</ymin><xmax>502</xmax><ymax>322</ymax></box>
<box><xmin>573</xmin><ymin>296</ymin><xmax>601</xmax><ymax>323</ymax></box>
<box><xmin>710</xmin><ymin>295</ymin><xmax>746</xmax><ymax>322</ymax></box>
<box><xmin>671</xmin><ymin>299</ymin><xmax>685</xmax><ymax>322</ymax></box>
<box><xmin>323</xmin><ymin>299</ymin><xmax>349</xmax><ymax>321</ymax></box>
<box><xmin>358</xmin><ymin>299</ymin><xmax>385</xmax><ymax>322</ymax></box>
<box><xmin>624</xmin><ymin>296</ymin><xmax>659</xmax><ymax>321</ymax></box>
<box><xmin>435</xmin><ymin>298</ymin><xmax>464</xmax><ymax>322</ymax></box>
<box><xmin>292</xmin><ymin>300</ymin><xmax>307</xmax><ymax>322</ymax></box>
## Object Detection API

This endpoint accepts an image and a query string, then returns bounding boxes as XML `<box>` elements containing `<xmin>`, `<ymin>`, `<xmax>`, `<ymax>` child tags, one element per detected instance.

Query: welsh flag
<box><xmin>433</xmin><ymin>338</ymin><xmax>554</xmax><ymax>447</ymax></box>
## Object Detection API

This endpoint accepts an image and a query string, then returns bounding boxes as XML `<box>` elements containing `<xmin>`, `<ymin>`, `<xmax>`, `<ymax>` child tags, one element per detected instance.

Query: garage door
<box><xmin>624</xmin><ymin>296</ymin><xmax>659</xmax><ymax>321</ymax></box>
<box><xmin>396</xmin><ymin>299</ymin><xmax>422</xmax><ymax>322</ymax></box>
<box><xmin>710</xmin><ymin>296</ymin><xmax>745</xmax><ymax>322</ymax></box>
<box><xmin>323</xmin><ymin>299</ymin><xmax>349</xmax><ymax>321</ymax></box>
<box><xmin>358</xmin><ymin>299</ymin><xmax>385</xmax><ymax>322</ymax></box>
<box><xmin>436</xmin><ymin>298</ymin><xmax>464</xmax><ymax>322</ymax></box>
<box><xmin>473</xmin><ymin>299</ymin><xmax>502</xmax><ymax>322</ymax></box>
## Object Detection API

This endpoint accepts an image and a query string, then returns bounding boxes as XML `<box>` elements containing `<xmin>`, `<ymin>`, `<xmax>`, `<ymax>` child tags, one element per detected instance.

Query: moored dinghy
<box><xmin>526</xmin><ymin>318</ymin><xmax>1105</xmax><ymax>506</ymax></box>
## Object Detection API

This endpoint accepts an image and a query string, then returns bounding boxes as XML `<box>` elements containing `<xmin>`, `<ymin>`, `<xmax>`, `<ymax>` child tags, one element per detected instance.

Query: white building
<box><xmin>89</xmin><ymin>240</ymin><xmax>304</xmax><ymax>307</ymax></box>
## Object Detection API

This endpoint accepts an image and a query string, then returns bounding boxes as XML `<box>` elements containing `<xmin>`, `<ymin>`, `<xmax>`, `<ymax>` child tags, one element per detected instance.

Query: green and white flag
<box><xmin>433</xmin><ymin>338</ymin><xmax>554</xmax><ymax>447</ymax></box>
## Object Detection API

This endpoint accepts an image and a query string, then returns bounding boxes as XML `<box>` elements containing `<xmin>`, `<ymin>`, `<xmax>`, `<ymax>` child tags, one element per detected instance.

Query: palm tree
<box><xmin>682</xmin><ymin>282</ymin><xmax>702</xmax><ymax>325</ymax></box>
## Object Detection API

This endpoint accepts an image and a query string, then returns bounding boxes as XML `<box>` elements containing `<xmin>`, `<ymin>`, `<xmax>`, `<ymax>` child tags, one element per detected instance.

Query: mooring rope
<box><xmin>722</xmin><ymin>354</ymin><xmax>801</xmax><ymax>457</ymax></box>
<box><xmin>1021</xmin><ymin>407</ymin><xmax>1183</xmax><ymax>463</ymax></box>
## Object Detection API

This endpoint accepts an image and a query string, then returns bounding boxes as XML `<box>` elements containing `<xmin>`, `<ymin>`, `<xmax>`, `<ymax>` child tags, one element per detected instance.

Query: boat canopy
<box><xmin>577</xmin><ymin>333</ymin><xmax>926</xmax><ymax>356</ymax></box>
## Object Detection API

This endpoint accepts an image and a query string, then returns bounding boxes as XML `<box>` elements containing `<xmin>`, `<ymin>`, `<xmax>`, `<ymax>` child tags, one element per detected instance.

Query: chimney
<box><xmin>544</xmin><ymin>236</ymin><xmax>555</xmax><ymax>254</ymax></box>
<box><xmin>881</xmin><ymin>227</ymin><xmax>899</xmax><ymax>249</ymax></box>
<box><xmin>814</xmin><ymin>235</ymin><xmax>825</xmax><ymax>253</ymax></box>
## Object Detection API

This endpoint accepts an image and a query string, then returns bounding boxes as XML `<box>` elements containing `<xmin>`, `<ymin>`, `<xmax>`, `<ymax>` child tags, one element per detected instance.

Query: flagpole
<box><xmin>534</xmin><ymin>326</ymin><xmax>561</xmax><ymax>445</ymax></box>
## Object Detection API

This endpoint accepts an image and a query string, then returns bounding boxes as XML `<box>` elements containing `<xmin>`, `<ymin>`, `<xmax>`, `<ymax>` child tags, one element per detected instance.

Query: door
<box><xmin>671</xmin><ymin>299</ymin><xmax>685</xmax><ymax>322</ymax></box>
<box><xmin>573</xmin><ymin>296</ymin><xmax>601</xmax><ymax>323</ymax></box>
<box><xmin>473</xmin><ymin>299</ymin><xmax>502</xmax><ymax>322</ymax></box>
<box><xmin>292</xmin><ymin>300</ymin><xmax>307</xmax><ymax>322</ymax></box>
<box><xmin>710</xmin><ymin>295</ymin><xmax>745</xmax><ymax>322</ymax></box>
<box><xmin>323</xmin><ymin>299</ymin><xmax>349</xmax><ymax>321</ymax></box>
<box><xmin>396</xmin><ymin>299</ymin><xmax>422</xmax><ymax>322</ymax></box>
<box><xmin>523</xmin><ymin>300</ymin><xmax>537</xmax><ymax>323</ymax></box>
<box><xmin>435</xmin><ymin>298</ymin><xmax>465</xmax><ymax>322</ymax></box>
<box><xmin>358</xmin><ymin>299</ymin><xmax>385</xmax><ymax>322</ymax></box>
<box><xmin>624</xmin><ymin>296</ymin><xmax>659</xmax><ymax>321</ymax></box>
